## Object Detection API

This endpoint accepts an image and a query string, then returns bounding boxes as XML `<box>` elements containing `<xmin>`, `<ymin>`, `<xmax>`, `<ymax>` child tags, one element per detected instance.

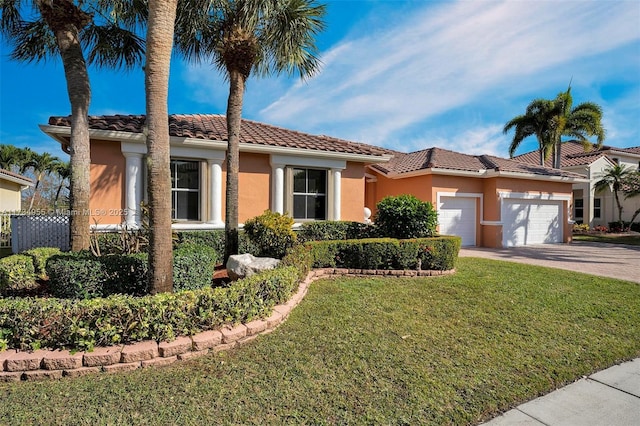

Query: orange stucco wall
<box><xmin>365</xmin><ymin>169</ymin><xmax>575</xmax><ymax>248</ymax></box>
<box><xmin>236</xmin><ymin>152</ymin><xmax>272</xmax><ymax>222</ymax></box>
<box><xmin>341</xmin><ymin>162</ymin><xmax>366</xmax><ymax>221</ymax></box>
<box><xmin>90</xmin><ymin>140</ymin><xmax>125</xmax><ymax>225</ymax></box>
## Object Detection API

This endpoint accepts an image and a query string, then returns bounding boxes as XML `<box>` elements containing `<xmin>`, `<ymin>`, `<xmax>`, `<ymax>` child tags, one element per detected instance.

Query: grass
<box><xmin>2</xmin><ymin>258</ymin><xmax>639</xmax><ymax>425</ymax></box>
<box><xmin>573</xmin><ymin>233</ymin><xmax>640</xmax><ymax>246</ymax></box>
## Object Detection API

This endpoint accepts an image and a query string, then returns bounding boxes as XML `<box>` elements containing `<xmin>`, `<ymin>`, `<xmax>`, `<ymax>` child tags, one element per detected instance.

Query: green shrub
<box><xmin>306</xmin><ymin>236</ymin><xmax>461</xmax><ymax>271</ymax></box>
<box><xmin>281</xmin><ymin>244</ymin><xmax>314</xmax><ymax>280</ymax></box>
<box><xmin>0</xmin><ymin>260</ymin><xmax>303</xmax><ymax>351</ymax></box>
<box><xmin>173</xmin><ymin>243</ymin><xmax>218</xmax><ymax>292</ymax></box>
<box><xmin>244</xmin><ymin>210</ymin><xmax>296</xmax><ymax>258</ymax></box>
<box><xmin>0</xmin><ymin>254</ymin><xmax>37</xmax><ymax>295</ymax></box>
<box><xmin>23</xmin><ymin>247</ymin><xmax>62</xmax><ymax>279</ymax></box>
<box><xmin>46</xmin><ymin>252</ymin><xmax>106</xmax><ymax>299</ymax></box>
<box><xmin>102</xmin><ymin>253</ymin><xmax>149</xmax><ymax>296</ymax></box>
<box><xmin>297</xmin><ymin>221</ymin><xmax>375</xmax><ymax>243</ymax></box>
<box><xmin>374</xmin><ymin>195</ymin><xmax>438</xmax><ymax>239</ymax></box>
<box><xmin>176</xmin><ymin>230</ymin><xmax>225</xmax><ymax>254</ymax></box>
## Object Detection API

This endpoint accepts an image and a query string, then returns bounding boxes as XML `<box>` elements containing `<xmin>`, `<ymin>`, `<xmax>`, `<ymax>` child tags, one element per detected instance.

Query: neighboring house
<box><xmin>514</xmin><ymin>141</ymin><xmax>640</xmax><ymax>227</ymax></box>
<box><xmin>40</xmin><ymin>114</ymin><xmax>392</xmax><ymax>229</ymax></box>
<box><xmin>0</xmin><ymin>169</ymin><xmax>33</xmax><ymax>212</ymax></box>
<box><xmin>366</xmin><ymin>148</ymin><xmax>587</xmax><ymax>247</ymax></box>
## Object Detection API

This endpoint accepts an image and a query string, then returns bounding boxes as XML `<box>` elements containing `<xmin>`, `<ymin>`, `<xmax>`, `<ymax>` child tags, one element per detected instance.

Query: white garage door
<box><xmin>502</xmin><ymin>199</ymin><xmax>563</xmax><ymax>247</ymax></box>
<box><xmin>439</xmin><ymin>197</ymin><xmax>476</xmax><ymax>246</ymax></box>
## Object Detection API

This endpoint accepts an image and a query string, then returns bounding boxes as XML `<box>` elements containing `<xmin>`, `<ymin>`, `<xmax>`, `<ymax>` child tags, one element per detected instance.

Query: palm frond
<box><xmin>8</xmin><ymin>18</ymin><xmax>58</xmax><ymax>62</ymax></box>
<box><xmin>83</xmin><ymin>23</ymin><xmax>145</xmax><ymax>69</ymax></box>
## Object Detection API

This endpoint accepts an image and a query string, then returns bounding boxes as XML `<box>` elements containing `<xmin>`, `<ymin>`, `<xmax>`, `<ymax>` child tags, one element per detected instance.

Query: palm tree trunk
<box><xmin>38</xmin><ymin>1</ymin><xmax>92</xmax><ymax>251</ymax></box>
<box><xmin>28</xmin><ymin>177</ymin><xmax>42</xmax><ymax>210</ymax></box>
<box><xmin>224</xmin><ymin>69</ymin><xmax>245</xmax><ymax>263</ymax></box>
<box><xmin>614</xmin><ymin>189</ymin><xmax>624</xmax><ymax>225</ymax></box>
<box><xmin>145</xmin><ymin>0</ymin><xmax>177</xmax><ymax>294</ymax></box>
<box><xmin>554</xmin><ymin>141</ymin><xmax>562</xmax><ymax>169</ymax></box>
<box><xmin>628</xmin><ymin>208</ymin><xmax>640</xmax><ymax>231</ymax></box>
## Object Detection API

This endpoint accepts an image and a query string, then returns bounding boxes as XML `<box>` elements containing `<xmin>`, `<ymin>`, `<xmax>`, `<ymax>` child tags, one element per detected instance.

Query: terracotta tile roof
<box><xmin>370</xmin><ymin>147</ymin><xmax>584</xmax><ymax>179</ymax></box>
<box><xmin>48</xmin><ymin>114</ymin><xmax>389</xmax><ymax>158</ymax></box>
<box><xmin>0</xmin><ymin>168</ymin><xmax>33</xmax><ymax>185</ymax></box>
<box><xmin>513</xmin><ymin>140</ymin><xmax>640</xmax><ymax>168</ymax></box>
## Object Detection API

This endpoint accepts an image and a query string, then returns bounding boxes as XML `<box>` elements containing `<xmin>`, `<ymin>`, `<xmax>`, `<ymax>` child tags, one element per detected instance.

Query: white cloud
<box><xmin>256</xmin><ymin>0</ymin><xmax>640</xmax><ymax>153</ymax></box>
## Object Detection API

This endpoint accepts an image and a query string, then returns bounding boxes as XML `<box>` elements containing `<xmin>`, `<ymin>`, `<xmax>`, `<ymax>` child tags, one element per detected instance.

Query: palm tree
<box><xmin>549</xmin><ymin>87</ymin><xmax>605</xmax><ymax>169</ymax></box>
<box><xmin>594</xmin><ymin>164</ymin><xmax>635</xmax><ymax>226</ymax></box>
<box><xmin>504</xmin><ymin>99</ymin><xmax>557</xmax><ymax>166</ymax></box>
<box><xmin>505</xmin><ymin>87</ymin><xmax>606</xmax><ymax>169</ymax></box>
<box><xmin>0</xmin><ymin>144</ymin><xmax>22</xmax><ymax>170</ymax></box>
<box><xmin>174</xmin><ymin>0</ymin><xmax>326</xmax><ymax>261</ymax></box>
<box><xmin>0</xmin><ymin>0</ymin><xmax>145</xmax><ymax>251</ymax></box>
<box><xmin>52</xmin><ymin>160</ymin><xmax>71</xmax><ymax>211</ymax></box>
<box><xmin>145</xmin><ymin>0</ymin><xmax>178</xmax><ymax>294</ymax></box>
<box><xmin>25</xmin><ymin>152</ymin><xmax>61</xmax><ymax>210</ymax></box>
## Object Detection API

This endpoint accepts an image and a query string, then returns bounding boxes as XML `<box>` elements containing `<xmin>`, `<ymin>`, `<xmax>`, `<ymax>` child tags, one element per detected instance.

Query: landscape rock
<box><xmin>226</xmin><ymin>253</ymin><xmax>280</xmax><ymax>281</ymax></box>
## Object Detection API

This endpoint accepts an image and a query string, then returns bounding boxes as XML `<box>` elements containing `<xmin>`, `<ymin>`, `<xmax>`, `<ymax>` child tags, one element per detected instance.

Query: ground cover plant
<box><xmin>573</xmin><ymin>233</ymin><xmax>640</xmax><ymax>246</ymax></box>
<box><xmin>1</xmin><ymin>258</ymin><xmax>638</xmax><ymax>425</ymax></box>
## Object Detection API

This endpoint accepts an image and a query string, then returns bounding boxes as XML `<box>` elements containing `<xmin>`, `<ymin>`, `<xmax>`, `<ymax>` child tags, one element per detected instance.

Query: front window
<box><xmin>171</xmin><ymin>159</ymin><xmax>200</xmax><ymax>220</ymax></box>
<box><xmin>594</xmin><ymin>198</ymin><xmax>601</xmax><ymax>219</ymax></box>
<box><xmin>574</xmin><ymin>198</ymin><xmax>584</xmax><ymax>219</ymax></box>
<box><xmin>292</xmin><ymin>168</ymin><xmax>326</xmax><ymax>220</ymax></box>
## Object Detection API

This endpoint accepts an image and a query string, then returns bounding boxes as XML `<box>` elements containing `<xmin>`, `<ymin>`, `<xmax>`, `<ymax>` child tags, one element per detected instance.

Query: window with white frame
<box><xmin>292</xmin><ymin>168</ymin><xmax>327</xmax><ymax>220</ymax></box>
<box><xmin>171</xmin><ymin>159</ymin><xmax>200</xmax><ymax>220</ymax></box>
<box><xmin>594</xmin><ymin>198</ymin><xmax>601</xmax><ymax>219</ymax></box>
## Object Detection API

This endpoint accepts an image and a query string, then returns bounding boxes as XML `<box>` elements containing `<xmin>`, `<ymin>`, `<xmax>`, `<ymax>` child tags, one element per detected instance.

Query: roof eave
<box><xmin>41</xmin><ymin>125</ymin><xmax>392</xmax><ymax>164</ymax></box>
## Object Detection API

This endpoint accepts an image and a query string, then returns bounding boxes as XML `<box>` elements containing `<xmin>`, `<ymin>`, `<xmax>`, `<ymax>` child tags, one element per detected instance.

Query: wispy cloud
<box><xmin>251</xmin><ymin>0</ymin><xmax>640</xmax><ymax>155</ymax></box>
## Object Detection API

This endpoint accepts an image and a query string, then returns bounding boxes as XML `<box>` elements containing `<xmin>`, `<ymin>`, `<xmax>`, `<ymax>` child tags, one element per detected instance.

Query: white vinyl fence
<box><xmin>9</xmin><ymin>214</ymin><xmax>70</xmax><ymax>253</ymax></box>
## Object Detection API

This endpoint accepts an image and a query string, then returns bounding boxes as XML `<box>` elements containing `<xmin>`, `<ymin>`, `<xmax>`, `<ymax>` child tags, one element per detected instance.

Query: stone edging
<box><xmin>0</xmin><ymin>267</ymin><xmax>454</xmax><ymax>382</ymax></box>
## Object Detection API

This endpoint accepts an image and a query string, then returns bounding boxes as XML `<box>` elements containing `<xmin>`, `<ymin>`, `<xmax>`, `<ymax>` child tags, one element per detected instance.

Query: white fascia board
<box><xmin>604</xmin><ymin>149</ymin><xmax>640</xmax><ymax>160</ymax></box>
<box><xmin>487</xmin><ymin>170</ymin><xmax>590</xmax><ymax>183</ymax></box>
<box><xmin>0</xmin><ymin>174</ymin><xmax>34</xmax><ymax>187</ymax></box>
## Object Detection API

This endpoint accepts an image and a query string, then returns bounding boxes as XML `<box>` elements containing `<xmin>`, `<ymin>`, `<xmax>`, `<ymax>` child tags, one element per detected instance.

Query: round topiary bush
<box><xmin>244</xmin><ymin>210</ymin><xmax>296</xmax><ymax>258</ymax></box>
<box><xmin>374</xmin><ymin>194</ymin><xmax>438</xmax><ymax>239</ymax></box>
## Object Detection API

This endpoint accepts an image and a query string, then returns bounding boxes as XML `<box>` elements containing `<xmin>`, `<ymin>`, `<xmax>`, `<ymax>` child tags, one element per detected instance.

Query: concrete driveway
<box><xmin>460</xmin><ymin>241</ymin><xmax>640</xmax><ymax>283</ymax></box>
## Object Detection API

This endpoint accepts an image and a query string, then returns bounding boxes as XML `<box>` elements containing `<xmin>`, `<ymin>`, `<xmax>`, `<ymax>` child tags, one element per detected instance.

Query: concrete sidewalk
<box><xmin>484</xmin><ymin>358</ymin><xmax>640</xmax><ymax>425</ymax></box>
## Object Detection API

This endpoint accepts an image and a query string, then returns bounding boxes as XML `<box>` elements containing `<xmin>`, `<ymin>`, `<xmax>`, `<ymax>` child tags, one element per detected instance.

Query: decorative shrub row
<box><xmin>608</xmin><ymin>221</ymin><xmax>640</xmax><ymax>232</ymax></box>
<box><xmin>296</xmin><ymin>220</ymin><xmax>376</xmax><ymax>243</ymax></box>
<box><xmin>0</xmin><ymin>260</ymin><xmax>303</xmax><ymax>352</ymax></box>
<box><xmin>306</xmin><ymin>236</ymin><xmax>461</xmax><ymax>271</ymax></box>
<box><xmin>45</xmin><ymin>243</ymin><xmax>219</xmax><ymax>299</ymax></box>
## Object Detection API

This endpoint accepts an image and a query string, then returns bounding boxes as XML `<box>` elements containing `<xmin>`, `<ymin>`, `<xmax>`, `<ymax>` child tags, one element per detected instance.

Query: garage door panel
<box><xmin>439</xmin><ymin>197</ymin><xmax>476</xmax><ymax>246</ymax></box>
<box><xmin>503</xmin><ymin>200</ymin><xmax>562</xmax><ymax>247</ymax></box>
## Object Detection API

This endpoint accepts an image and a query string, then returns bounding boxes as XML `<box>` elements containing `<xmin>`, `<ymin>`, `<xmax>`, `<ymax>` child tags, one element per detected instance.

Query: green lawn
<box><xmin>2</xmin><ymin>258</ymin><xmax>639</xmax><ymax>425</ymax></box>
<box><xmin>573</xmin><ymin>233</ymin><xmax>640</xmax><ymax>246</ymax></box>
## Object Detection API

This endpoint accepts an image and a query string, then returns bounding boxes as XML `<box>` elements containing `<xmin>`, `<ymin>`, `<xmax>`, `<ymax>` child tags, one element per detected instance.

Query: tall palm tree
<box><xmin>145</xmin><ymin>0</ymin><xmax>178</xmax><ymax>294</ymax></box>
<box><xmin>594</xmin><ymin>164</ymin><xmax>635</xmax><ymax>226</ymax></box>
<box><xmin>504</xmin><ymin>99</ymin><xmax>557</xmax><ymax>166</ymax></box>
<box><xmin>174</xmin><ymin>0</ymin><xmax>326</xmax><ymax>261</ymax></box>
<box><xmin>0</xmin><ymin>0</ymin><xmax>145</xmax><ymax>250</ymax></box>
<box><xmin>549</xmin><ymin>87</ymin><xmax>605</xmax><ymax>169</ymax></box>
<box><xmin>505</xmin><ymin>87</ymin><xmax>606</xmax><ymax>169</ymax></box>
<box><xmin>622</xmin><ymin>172</ymin><xmax>640</xmax><ymax>230</ymax></box>
<box><xmin>25</xmin><ymin>152</ymin><xmax>61</xmax><ymax>210</ymax></box>
<box><xmin>0</xmin><ymin>144</ymin><xmax>23</xmax><ymax>170</ymax></box>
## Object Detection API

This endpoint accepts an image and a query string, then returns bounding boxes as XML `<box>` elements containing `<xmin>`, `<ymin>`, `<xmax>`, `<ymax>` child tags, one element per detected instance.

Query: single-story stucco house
<box><xmin>41</xmin><ymin>114</ymin><xmax>587</xmax><ymax>248</ymax></box>
<box><xmin>514</xmin><ymin>141</ymin><xmax>640</xmax><ymax>228</ymax></box>
<box><xmin>0</xmin><ymin>169</ymin><xmax>33</xmax><ymax>212</ymax></box>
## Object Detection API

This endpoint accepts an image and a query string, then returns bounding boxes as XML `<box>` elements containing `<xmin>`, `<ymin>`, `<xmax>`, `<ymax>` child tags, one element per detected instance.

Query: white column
<box><xmin>124</xmin><ymin>153</ymin><xmax>143</xmax><ymax>228</ymax></box>
<box><xmin>272</xmin><ymin>164</ymin><xmax>285</xmax><ymax>214</ymax></box>
<box><xmin>207</xmin><ymin>159</ymin><xmax>224</xmax><ymax>225</ymax></box>
<box><xmin>332</xmin><ymin>168</ymin><xmax>341</xmax><ymax>220</ymax></box>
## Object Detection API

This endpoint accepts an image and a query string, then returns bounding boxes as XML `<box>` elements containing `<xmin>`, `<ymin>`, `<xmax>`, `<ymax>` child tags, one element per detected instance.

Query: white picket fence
<box><xmin>1</xmin><ymin>213</ymin><xmax>70</xmax><ymax>253</ymax></box>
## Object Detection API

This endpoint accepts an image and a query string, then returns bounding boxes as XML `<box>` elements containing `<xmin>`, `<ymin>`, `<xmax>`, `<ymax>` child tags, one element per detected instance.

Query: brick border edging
<box><xmin>0</xmin><ymin>267</ymin><xmax>454</xmax><ymax>382</ymax></box>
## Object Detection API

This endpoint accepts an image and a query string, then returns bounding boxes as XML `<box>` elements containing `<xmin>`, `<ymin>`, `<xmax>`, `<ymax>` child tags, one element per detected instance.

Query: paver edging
<box><xmin>1</xmin><ymin>267</ymin><xmax>452</xmax><ymax>381</ymax></box>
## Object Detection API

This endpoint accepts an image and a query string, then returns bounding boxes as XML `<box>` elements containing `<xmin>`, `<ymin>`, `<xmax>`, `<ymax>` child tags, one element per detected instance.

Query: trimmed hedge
<box><xmin>23</xmin><ymin>247</ymin><xmax>62</xmax><ymax>279</ymax></box>
<box><xmin>244</xmin><ymin>211</ymin><xmax>296</xmax><ymax>258</ymax></box>
<box><xmin>306</xmin><ymin>236</ymin><xmax>461</xmax><ymax>271</ymax></box>
<box><xmin>0</xmin><ymin>236</ymin><xmax>459</xmax><ymax>352</ymax></box>
<box><xmin>173</xmin><ymin>244</ymin><xmax>218</xmax><ymax>291</ymax></box>
<box><xmin>296</xmin><ymin>220</ymin><xmax>376</xmax><ymax>243</ymax></box>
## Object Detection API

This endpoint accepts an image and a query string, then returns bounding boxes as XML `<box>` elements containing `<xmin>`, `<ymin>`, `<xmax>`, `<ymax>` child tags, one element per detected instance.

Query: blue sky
<box><xmin>1</xmin><ymin>0</ymin><xmax>639</xmax><ymax>160</ymax></box>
